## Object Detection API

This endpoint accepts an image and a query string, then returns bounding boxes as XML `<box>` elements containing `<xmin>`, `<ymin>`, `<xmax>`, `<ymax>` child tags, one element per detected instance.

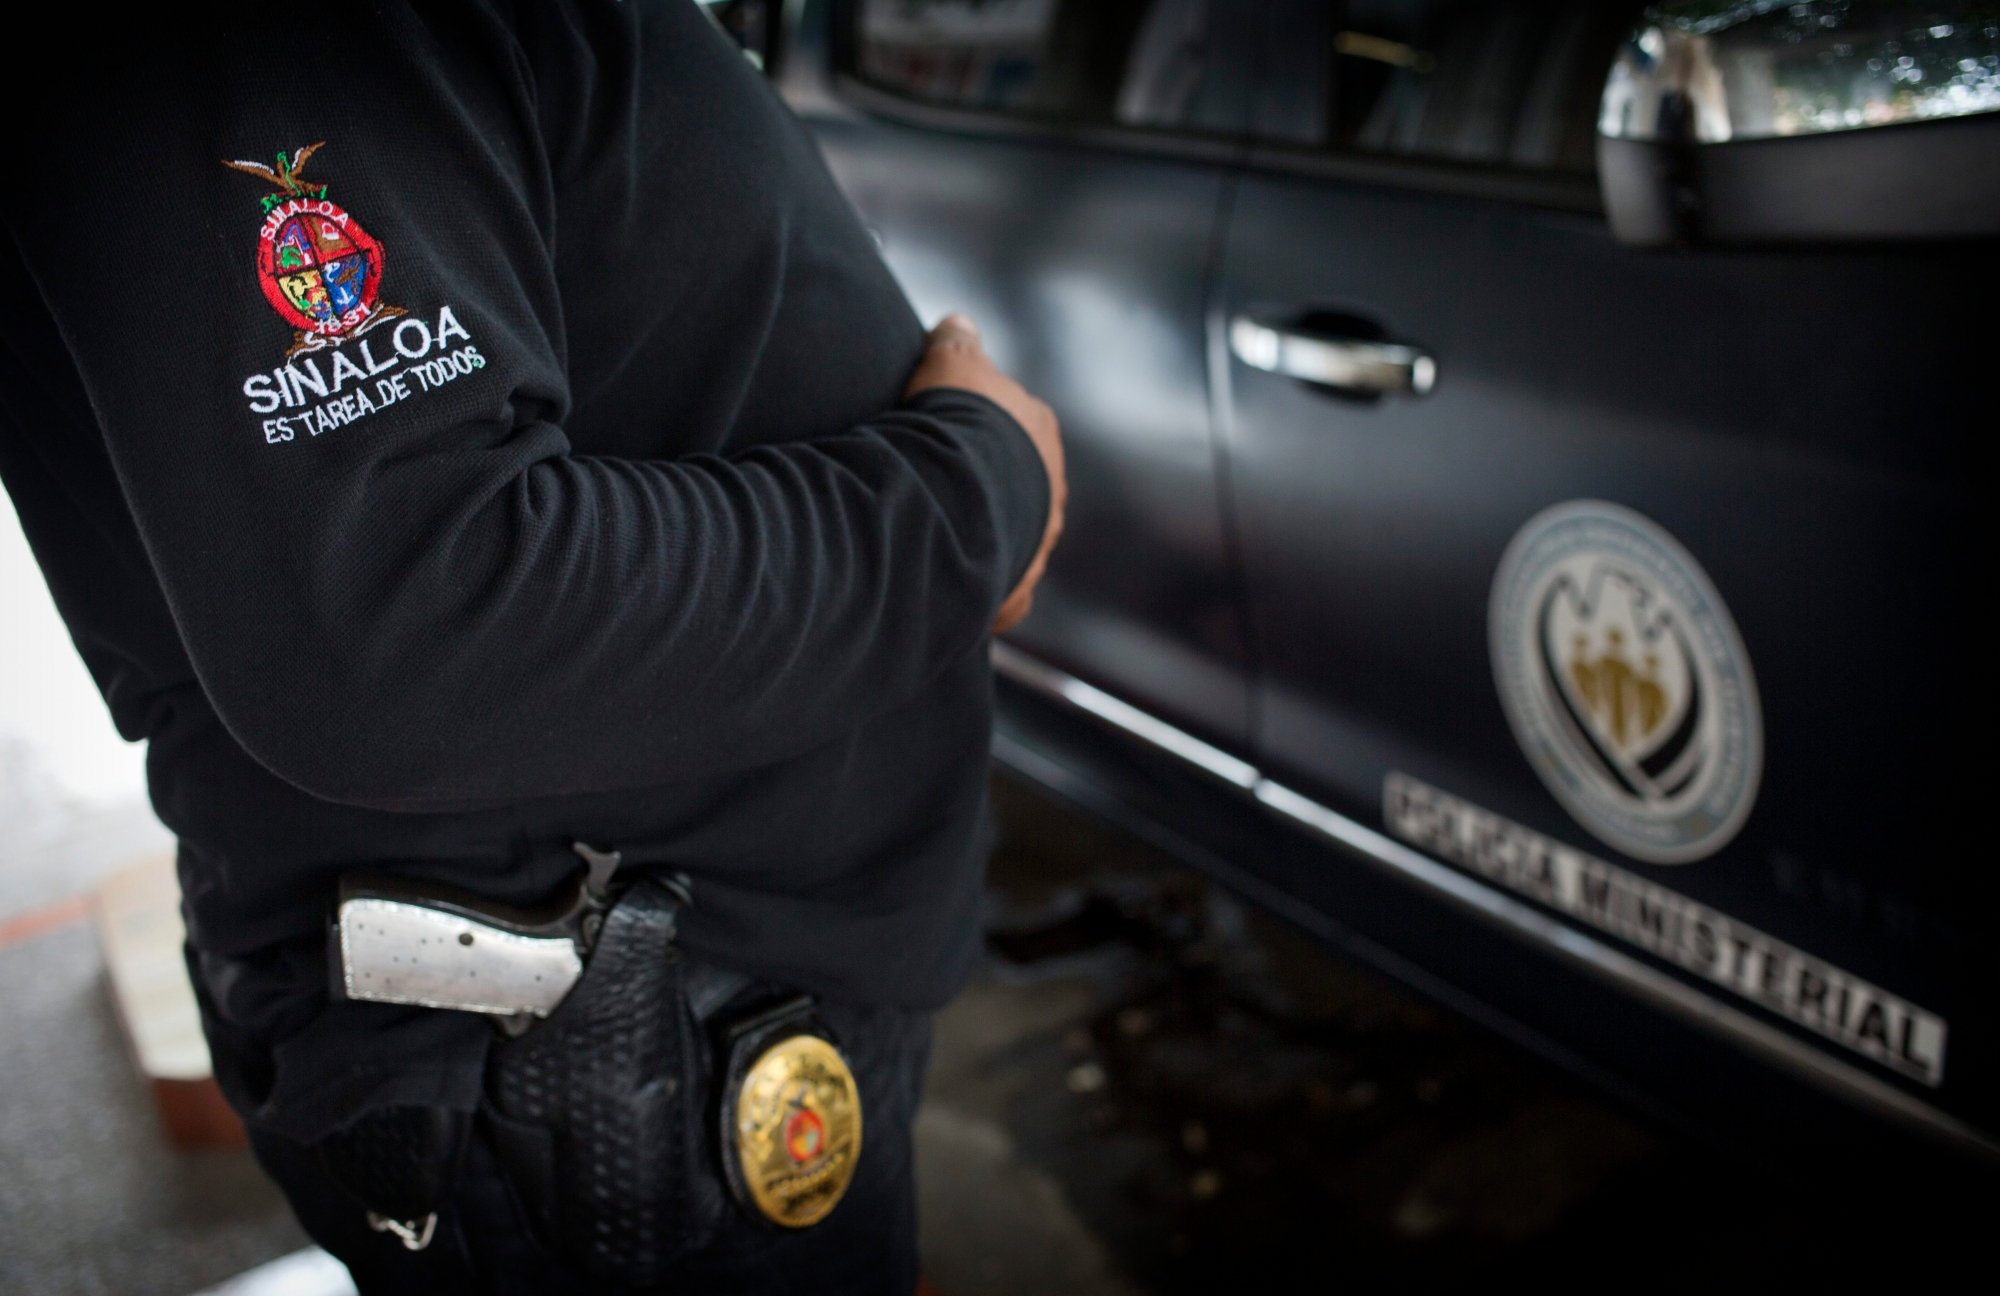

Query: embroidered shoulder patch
<box><xmin>226</xmin><ymin>142</ymin><xmax>486</xmax><ymax>447</ymax></box>
<box><xmin>223</xmin><ymin>142</ymin><xmax>405</xmax><ymax>360</ymax></box>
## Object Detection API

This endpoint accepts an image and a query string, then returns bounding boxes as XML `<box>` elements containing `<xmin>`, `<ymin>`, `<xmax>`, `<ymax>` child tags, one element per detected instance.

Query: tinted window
<box><xmin>852</xmin><ymin>0</ymin><xmax>1236</xmax><ymax>132</ymax></box>
<box><xmin>1261</xmin><ymin>1</ymin><xmax>1636</xmax><ymax>172</ymax></box>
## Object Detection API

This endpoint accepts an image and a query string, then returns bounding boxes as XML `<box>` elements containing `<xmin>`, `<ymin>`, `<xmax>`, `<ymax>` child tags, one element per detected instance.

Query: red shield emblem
<box><xmin>256</xmin><ymin>198</ymin><xmax>385</xmax><ymax>338</ymax></box>
<box><xmin>784</xmin><ymin>1107</ymin><xmax>826</xmax><ymax>1164</ymax></box>
<box><xmin>225</xmin><ymin>142</ymin><xmax>404</xmax><ymax>357</ymax></box>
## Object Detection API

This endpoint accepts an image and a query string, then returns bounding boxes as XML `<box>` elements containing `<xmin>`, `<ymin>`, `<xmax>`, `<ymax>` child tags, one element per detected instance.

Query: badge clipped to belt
<box><xmin>715</xmin><ymin>995</ymin><xmax>864</xmax><ymax>1229</ymax></box>
<box><xmin>325</xmin><ymin>842</ymin><xmax>865</xmax><ymax>1275</ymax></box>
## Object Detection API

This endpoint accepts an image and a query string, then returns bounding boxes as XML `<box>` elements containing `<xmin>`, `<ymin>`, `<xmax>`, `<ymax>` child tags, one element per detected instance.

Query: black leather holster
<box><xmin>316</xmin><ymin>871</ymin><xmax>845</xmax><ymax>1282</ymax></box>
<box><xmin>481</xmin><ymin>875</ymin><xmax>727</xmax><ymax>1286</ymax></box>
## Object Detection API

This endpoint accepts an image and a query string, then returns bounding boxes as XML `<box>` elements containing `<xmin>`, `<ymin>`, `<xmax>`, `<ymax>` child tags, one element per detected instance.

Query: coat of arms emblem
<box><xmin>1489</xmin><ymin>501</ymin><xmax>1763</xmax><ymax>865</ymax></box>
<box><xmin>223</xmin><ymin>142</ymin><xmax>405</xmax><ymax>358</ymax></box>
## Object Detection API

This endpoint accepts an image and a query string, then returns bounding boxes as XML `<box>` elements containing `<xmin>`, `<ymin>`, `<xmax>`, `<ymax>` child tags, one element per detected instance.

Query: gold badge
<box><xmin>732</xmin><ymin>1034</ymin><xmax>863</xmax><ymax>1227</ymax></box>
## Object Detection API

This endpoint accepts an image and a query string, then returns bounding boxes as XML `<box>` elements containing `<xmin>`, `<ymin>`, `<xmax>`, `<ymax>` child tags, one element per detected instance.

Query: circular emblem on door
<box><xmin>1489</xmin><ymin>501</ymin><xmax>1761</xmax><ymax>864</ymax></box>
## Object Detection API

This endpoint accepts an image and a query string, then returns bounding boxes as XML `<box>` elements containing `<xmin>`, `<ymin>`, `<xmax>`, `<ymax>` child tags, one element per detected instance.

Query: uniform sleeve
<box><xmin>0</xmin><ymin>6</ymin><xmax>1047</xmax><ymax>810</ymax></box>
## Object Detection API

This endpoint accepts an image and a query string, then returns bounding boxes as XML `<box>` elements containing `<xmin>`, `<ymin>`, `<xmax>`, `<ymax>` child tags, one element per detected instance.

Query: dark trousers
<box><xmin>251</xmin><ymin>1002</ymin><xmax>932</xmax><ymax>1295</ymax></box>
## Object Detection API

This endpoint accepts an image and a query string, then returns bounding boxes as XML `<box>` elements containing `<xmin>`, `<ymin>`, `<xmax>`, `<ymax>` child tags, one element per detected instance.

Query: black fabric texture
<box><xmin>317</xmin><ymin>1105</ymin><xmax>474</xmax><ymax>1224</ymax></box>
<box><xmin>0</xmin><ymin>0</ymin><xmax>1046</xmax><ymax>1144</ymax></box>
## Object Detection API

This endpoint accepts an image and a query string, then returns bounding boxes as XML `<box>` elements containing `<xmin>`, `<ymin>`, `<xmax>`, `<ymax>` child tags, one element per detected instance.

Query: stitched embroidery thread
<box><xmin>224</xmin><ymin>142</ymin><xmax>406</xmax><ymax>359</ymax></box>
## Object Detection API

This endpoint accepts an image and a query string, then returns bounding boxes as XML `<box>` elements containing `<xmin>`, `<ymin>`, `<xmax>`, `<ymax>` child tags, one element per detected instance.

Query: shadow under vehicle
<box><xmin>711</xmin><ymin>0</ymin><xmax>2000</xmax><ymax>1198</ymax></box>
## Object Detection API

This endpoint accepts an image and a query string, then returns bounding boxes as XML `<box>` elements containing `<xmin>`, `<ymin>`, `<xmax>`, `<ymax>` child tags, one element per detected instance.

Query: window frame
<box><xmin>1238</xmin><ymin>137</ymin><xmax>1602</xmax><ymax>213</ymax></box>
<box><xmin>824</xmin><ymin>0</ymin><xmax>1255</xmax><ymax>167</ymax></box>
<box><xmin>828</xmin><ymin>70</ymin><xmax>1248</xmax><ymax>168</ymax></box>
<box><xmin>823</xmin><ymin>0</ymin><xmax>1608</xmax><ymax>214</ymax></box>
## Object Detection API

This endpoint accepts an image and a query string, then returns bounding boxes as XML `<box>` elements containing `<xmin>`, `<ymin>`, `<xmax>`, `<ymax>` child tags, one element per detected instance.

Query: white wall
<box><xmin>0</xmin><ymin>490</ymin><xmax>169</xmax><ymax>914</ymax></box>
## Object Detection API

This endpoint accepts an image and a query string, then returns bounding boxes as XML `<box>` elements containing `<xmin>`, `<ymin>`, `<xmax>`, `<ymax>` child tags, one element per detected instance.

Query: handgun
<box><xmin>332</xmin><ymin>844</ymin><xmax>636</xmax><ymax>1030</ymax></box>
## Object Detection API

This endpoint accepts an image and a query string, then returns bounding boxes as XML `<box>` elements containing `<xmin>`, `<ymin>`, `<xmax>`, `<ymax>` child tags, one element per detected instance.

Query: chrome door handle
<box><xmin>1229</xmin><ymin>316</ymin><xmax>1436</xmax><ymax>397</ymax></box>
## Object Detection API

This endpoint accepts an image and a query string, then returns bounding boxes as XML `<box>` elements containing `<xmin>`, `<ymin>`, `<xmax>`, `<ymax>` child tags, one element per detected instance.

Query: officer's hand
<box><xmin>905</xmin><ymin>315</ymin><xmax>1066</xmax><ymax>634</ymax></box>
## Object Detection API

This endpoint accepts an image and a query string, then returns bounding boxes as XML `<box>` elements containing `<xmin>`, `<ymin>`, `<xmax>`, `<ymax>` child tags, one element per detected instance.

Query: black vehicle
<box><xmin>717</xmin><ymin>0</ymin><xmax>1998</xmax><ymax>1184</ymax></box>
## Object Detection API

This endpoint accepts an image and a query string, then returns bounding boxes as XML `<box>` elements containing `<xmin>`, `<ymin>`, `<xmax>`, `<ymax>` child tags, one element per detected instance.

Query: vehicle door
<box><xmin>1217</xmin><ymin>0</ymin><xmax>1990</xmax><ymax>1135</ymax></box>
<box><xmin>777</xmin><ymin>0</ymin><xmax>1263</xmax><ymax>757</ymax></box>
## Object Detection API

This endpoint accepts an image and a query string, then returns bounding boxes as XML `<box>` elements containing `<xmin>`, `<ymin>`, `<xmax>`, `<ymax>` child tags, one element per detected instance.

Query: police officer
<box><xmin>0</xmin><ymin>3</ymin><xmax>1063</xmax><ymax>1291</ymax></box>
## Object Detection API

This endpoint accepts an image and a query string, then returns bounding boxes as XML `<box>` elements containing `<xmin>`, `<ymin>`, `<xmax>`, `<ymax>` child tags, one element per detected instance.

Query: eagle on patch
<box><xmin>224</xmin><ymin>142</ymin><xmax>405</xmax><ymax>359</ymax></box>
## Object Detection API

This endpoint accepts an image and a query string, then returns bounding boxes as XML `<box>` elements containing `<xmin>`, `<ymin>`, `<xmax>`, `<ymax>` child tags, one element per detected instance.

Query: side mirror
<box><xmin>1597</xmin><ymin>3</ymin><xmax>2000</xmax><ymax>246</ymax></box>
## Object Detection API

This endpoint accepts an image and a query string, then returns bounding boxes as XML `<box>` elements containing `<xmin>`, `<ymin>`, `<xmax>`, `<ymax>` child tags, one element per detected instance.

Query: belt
<box><xmin>320</xmin><ymin>844</ymin><xmax>864</xmax><ymax>1282</ymax></box>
